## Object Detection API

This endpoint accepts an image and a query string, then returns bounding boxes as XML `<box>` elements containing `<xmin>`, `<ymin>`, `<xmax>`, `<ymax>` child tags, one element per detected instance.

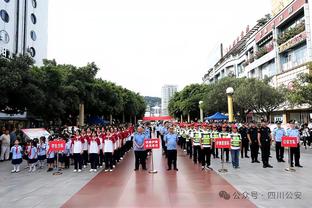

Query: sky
<box><xmin>48</xmin><ymin>0</ymin><xmax>271</xmax><ymax>97</ymax></box>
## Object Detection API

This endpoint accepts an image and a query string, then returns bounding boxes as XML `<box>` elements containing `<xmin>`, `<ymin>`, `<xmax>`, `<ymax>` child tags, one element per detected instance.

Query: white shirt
<box><xmin>104</xmin><ymin>139</ymin><xmax>113</xmax><ymax>153</ymax></box>
<box><xmin>0</xmin><ymin>134</ymin><xmax>10</xmax><ymax>145</ymax></box>
<box><xmin>89</xmin><ymin>140</ymin><xmax>99</xmax><ymax>154</ymax></box>
<box><xmin>73</xmin><ymin>140</ymin><xmax>82</xmax><ymax>153</ymax></box>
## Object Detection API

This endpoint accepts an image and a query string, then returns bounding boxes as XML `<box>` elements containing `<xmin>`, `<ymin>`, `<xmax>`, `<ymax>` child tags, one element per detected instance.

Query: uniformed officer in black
<box><xmin>239</xmin><ymin>122</ymin><xmax>249</xmax><ymax>158</ymax></box>
<box><xmin>258</xmin><ymin>120</ymin><xmax>273</xmax><ymax>168</ymax></box>
<box><xmin>247</xmin><ymin>121</ymin><xmax>260</xmax><ymax>163</ymax></box>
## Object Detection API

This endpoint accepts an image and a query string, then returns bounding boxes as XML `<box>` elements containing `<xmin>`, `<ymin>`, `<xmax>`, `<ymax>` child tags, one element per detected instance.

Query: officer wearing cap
<box><xmin>247</xmin><ymin>121</ymin><xmax>260</xmax><ymax>163</ymax></box>
<box><xmin>272</xmin><ymin>121</ymin><xmax>286</xmax><ymax>162</ymax></box>
<box><xmin>211</xmin><ymin>124</ymin><xmax>220</xmax><ymax>158</ymax></box>
<box><xmin>287</xmin><ymin>120</ymin><xmax>303</xmax><ymax>168</ymax></box>
<box><xmin>239</xmin><ymin>122</ymin><xmax>249</xmax><ymax>158</ymax></box>
<box><xmin>165</xmin><ymin>127</ymin><xmax>179</xmax><ymax>171</ymax></box>
<box><xmin>258</xmin><ymin>120</ymin><xmax>273</xmax><ymax>168</ymax></box>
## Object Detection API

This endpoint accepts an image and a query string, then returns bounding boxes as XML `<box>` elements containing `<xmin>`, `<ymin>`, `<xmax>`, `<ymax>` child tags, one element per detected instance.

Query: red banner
<box><xmin>144</xmin><ymin>138</ymin><xmax>160</xmax><ymax>149</ymax></box>
<box><xmin>282</xmin><ymin>136</ymin><xmax>298</xmax><ymax>147</ymax></box>
<box><xmin>215</xmin><ymin>138</ymin><xmax>231</xmax><ymax>149</ymax></box>
<box><xmin>49</xmin><ymin>140</ymin><xmax>66</xmax><ymax>152</ymax></box>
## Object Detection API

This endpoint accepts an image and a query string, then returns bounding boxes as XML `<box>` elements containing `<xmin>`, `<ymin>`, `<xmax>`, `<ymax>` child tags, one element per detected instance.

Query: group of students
<box><xmin>156</xmin><ymin>119</ymin><xmax>303</xmax><ymax>170</ymax></box>
<box><xmin>9</xmin><ymin>125</ymin><xmax>135</xmax><ymax>173</ymax></box>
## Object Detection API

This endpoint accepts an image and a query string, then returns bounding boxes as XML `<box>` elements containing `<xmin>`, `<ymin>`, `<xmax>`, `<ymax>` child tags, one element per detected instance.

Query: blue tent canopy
<box><xmin>87</xmin><ymin>116</ymin><xmax>110</xmax><ymax>125</ymax></box>
<box><xmin>206</xmin><ymin>112</ymin><xmax>228</xmax><ymax>120</ymax></box>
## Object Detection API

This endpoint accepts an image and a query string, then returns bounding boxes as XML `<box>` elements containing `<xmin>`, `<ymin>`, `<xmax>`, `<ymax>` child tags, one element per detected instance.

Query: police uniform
<box><xmin>287</xmin><ymin>123</ymin><xmax>302</xmax><ymax>167</ymax></box>
<box><xmin>238</xmin><ymin>124</ymin><xmax>249</xmax><ymax>158</ymax></box>
<box><xmin>186</xmin><ymin>126</ymin><xmax>193</xmax><ymax>158</ymax></box>
<box><xmin>133</xmin><ymin>131</ymin><xmax>147</xmax><ymax>170</ymax></box>
<box><xmin>165</xmin><ymin>131</ymin><xmax>179</xmax><ymax>170</ymax></box>
<box><xmin>210</xmin><ymin>128</ymin><xmax>220</xmax><ymax>158</ymax></box>
<box><xmin>219</xmin><ymin>130</ymin><xmax>230</xmax><ymax>163</ymax></box>
<box><xmin>258</xmin><ymin>125</ymin><xmax>273</xmax><ymax>168</ymax></box>
<box><xmin>192</xmin><ymin>128</ymin><xmax>202</xmax><ymax>164</ymax></box>
<box><xmin>248</xmin><ymin>125</ymin><xmax>260</xmax><ymax>163</ymax></box>
<box><xmin>179</xmin><ymin>127</ymin><xmax>187</xmax><ymax>151</ymax></box>
<box><xmin>200</xmin><ymin>130</ymin><xmax>212</xmax><ymax>170</ymax></box>
<box><xmin>272</xmin><ymin>121</ymin><xmax>286</xmax><ymax>162</ymax></box>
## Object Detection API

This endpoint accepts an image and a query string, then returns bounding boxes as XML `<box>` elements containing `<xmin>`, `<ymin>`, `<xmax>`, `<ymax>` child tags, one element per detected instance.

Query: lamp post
<box><xmin>199</xmin><ymin>100</ymin><xmax>204</xmax><ymax>122</ymax></box>
<box><xmin>226</xmin><ymin>87</ymin><xmax>234</xmax><ymax>123</ymax></box>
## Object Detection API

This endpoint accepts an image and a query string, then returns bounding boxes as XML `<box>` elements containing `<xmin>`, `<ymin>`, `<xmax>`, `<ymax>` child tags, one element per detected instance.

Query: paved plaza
<box><xmin>0</xmin><ymin>147</ymin><xmax>312</xmax><ymax>208</ymax></box>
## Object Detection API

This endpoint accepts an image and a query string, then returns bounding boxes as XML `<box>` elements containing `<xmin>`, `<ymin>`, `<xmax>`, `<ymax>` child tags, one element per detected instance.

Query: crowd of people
<box><xmin>0</xmin><ymin>119</ymin><xmax>311</xmax><ymax>173</ymax></box>
<box><xmin>1</xmin><ymin>124</ymin><xmax>135</xmax><ymax>173</ymax></box>
<box><xmin>155</xmin><ymin>119</ymin><xmax>309</xmax><ymax>170</ymax></box>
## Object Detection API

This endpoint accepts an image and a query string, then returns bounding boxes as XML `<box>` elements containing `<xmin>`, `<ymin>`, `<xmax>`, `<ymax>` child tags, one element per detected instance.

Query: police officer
<box><xmin>247</xmin><ymin>121</ymin><xmax>260</xmax><ymax>163</ymax></box>
<box><xmin>211</xmin><ymin>124</ymin><xmax>220</xmax><ymax>158</ymax></box>
<box><xmin>219</xmin><ymin>124</ymin><xmax>230</xmax><ymax>163</ymax></box>
<box><xmin>186</xmin><ymin>124</ymin><xmax>193</xmax><ymax>158</ymax></box>
<box><xmin>133</xmin><ymin>126</ymin><xmax>147</xmax><ymax>171</ymax></box>
<box><xmin>272</xmin><ymin>121</ymin><xmax>286</xmax><ymax>162</ymax></box>
<box><xmin>192</xmin><ymin>124</ymin><xmax>202</xmax><ymax>164</ymax></box>
<box><xmin>287</xmin><ymin>121</ymin><xmax>303</xmax><ymax>168</ymax></box>
<box><xmin>165</xmin><ymin>126</ymin><xmax>179</xmax><ymax>171</ymax></box>
<box><xmin>180</xmin><ymin>124</ymin><xmax>187</xmax><ymax>151</ymax></box>
<box><xmin>258</xmin><ymin>120</ymin><xmax>273</xmax><ymax>168</ymax></box>
<box><xmin>239</xmin><ymin>123</ymin><xmax>249</xmax><ymax>158</ymax></box>
<box><xmin>200</xmin><ymin>123</ymin><xmax>212</xmax><ymax>170</ymax></box>
<box><xmin>160</xmin><ymin>123</ymin><xmax>168</xmax><ymax>157</ymax></box>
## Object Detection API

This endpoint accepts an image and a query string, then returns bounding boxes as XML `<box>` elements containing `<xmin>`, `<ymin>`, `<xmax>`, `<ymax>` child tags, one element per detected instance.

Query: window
<box><xmin>30</xmin><ymin>13</ymin><xmax>37</xmax><ymax>24</ymax></box>
<box><xmin>0</xmin><ymin>10</ymin><xmax>9</xmax><ymax>23</ymax></box>
<box><xmin>28</xmin><ymin>47</ymin><xmax>36</xmax><ymax>57</ymax></box>
<box><xmin>30</xmin><ymin>30</ymin><xmax>37</xmax><ymax>41</ymax></box>
<box><xmin>0</xmin><ymin>30</ymin><xmax>9</xmax><ymax>43</ymax></box>
<box><xmin>32</xmin><ymin>0</ymin><xmax>37</xmax><ymax>8</ymax></box>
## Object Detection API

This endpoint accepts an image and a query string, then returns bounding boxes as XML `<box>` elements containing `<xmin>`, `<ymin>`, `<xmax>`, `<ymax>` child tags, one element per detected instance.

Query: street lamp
<box><xmin>199</xmin><ymin>100</ymin><xmax>204</xmax><ymax>123</ymax></box>
<box><xmin>226</xmin><ymin>87</ymin><xmax>234</xmax><ymax>122</ymax></box>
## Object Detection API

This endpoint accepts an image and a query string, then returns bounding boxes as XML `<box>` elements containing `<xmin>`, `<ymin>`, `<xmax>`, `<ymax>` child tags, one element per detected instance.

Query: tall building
<box><xmin>161</xmin><ymin>85</ymin><xmax>177</xmax><ymax>116</ymax></box>
<box><xmin>203</xmin><ymin>0</ymin><xmax>312</xmax><ymax>123</ymax></box>
<box><xmin>272</xmin><ymin>0</ymin><xmax>293</xmax><ymax>16</ymax></box>
<box><xmin>0</xmin><ymin>0</ymin><xmax>48</xmax><ymax>65</ymax></box>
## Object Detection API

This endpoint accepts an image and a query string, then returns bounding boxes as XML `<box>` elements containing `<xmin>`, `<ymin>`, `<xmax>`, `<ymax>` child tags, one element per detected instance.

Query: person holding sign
<box><xmin>165</xmin><ymin>126</ymin><xmax>179</xmax><ymax>171</ymax></box>
<box><xmin>211</xmin><ymin>124</ymin><xmax>220</xmax><ymax>159</ymax></box>
<box><xmin>230</xmin><ymin>125</ymin><xmax>242</xmax><ymax>169</ymax></box>
<box><xmin>133</xmin><ymin>127</ymin><xmax>147</xmax><ymax>171</ymax></box>
<box><xmin>219</xmin><ymin>124</ymin><xmax>230</xmax><ymax>163</ymax></box>
<box><xmin>287</xmin><ymin>121</ymin><xmax>303</xmax><ymax>168</ymax></box>
<box><xmin>200</xmin><ymin>124</ymin><xmax>212</xmax><ymax>170</ymax></box>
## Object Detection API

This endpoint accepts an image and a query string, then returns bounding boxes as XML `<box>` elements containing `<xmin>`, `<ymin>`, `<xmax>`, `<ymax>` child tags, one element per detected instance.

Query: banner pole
<box><xmin>149</xmin><ymin>149</ymin><xmax>157</xmax><ymax>174</ymax></box>
<box><xmin>285</xmin><ymin>147</ymin><xmax>295</xmax><ymax>172</ymax></box>
<box><xmin>53</xmin><ymin>151</ymin><xmax>63</xmax><ymax>175</ymax></box>
<box><xmin>218</xmin><ymin>148</ymin><xmax>227</xmax><ymax>173</ymax></box>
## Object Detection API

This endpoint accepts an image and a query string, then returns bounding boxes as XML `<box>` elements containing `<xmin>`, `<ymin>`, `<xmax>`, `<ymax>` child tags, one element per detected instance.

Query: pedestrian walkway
<box><xmin>62</xmin><ymin>148</ymin><xmax>255</xmax><ymax>208</ymax></box>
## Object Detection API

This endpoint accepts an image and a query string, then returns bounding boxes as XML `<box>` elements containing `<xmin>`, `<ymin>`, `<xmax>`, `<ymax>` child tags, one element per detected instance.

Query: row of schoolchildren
<box><xmin>10</xmin><ymin>126</ymin><xmax>134</xmax><ymax>173</ymax></box>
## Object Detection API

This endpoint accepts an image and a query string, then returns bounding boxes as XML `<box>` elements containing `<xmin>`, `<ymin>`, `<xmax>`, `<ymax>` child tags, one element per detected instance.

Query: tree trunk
<box><xmin>110</xmin><ymin>114</ymin><xmax>113</xmax><ymax>124</ymax></box>
<box><xmin>78</xmin><ymin>103</ymin><xmax>84</xmax><ymax>127</ymax></box>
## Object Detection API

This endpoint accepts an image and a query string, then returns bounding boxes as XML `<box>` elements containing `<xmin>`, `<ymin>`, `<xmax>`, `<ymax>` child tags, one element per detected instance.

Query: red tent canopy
<box><xmin>142</xmin><ymin>116</ymin><xmax>173</xmax><ymax>121</ymax></box>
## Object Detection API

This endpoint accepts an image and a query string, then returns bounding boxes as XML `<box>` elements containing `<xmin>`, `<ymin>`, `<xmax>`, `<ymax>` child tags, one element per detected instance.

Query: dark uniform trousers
<box><xmin>290</xmin><ymin>144</ymin><xmax>300</xmax><ymax>166</ymax></box>
<box><xmin>180</xmin><ymin>137</ymin><xmax>186</xmax><ymax>150</ymax></box>
<box><xmin>134</xmin><ymin>150</ymin><xmax>147</xmax><ymax>170</ymax></box>
<box><xmin>167</xmin><ymin>149</ymin><xmax>177</xmax><ymax>169</ymax></box>
<box><xmin>201</xmin><ymin>147</ymin><xmax>211</xmax><ymax>167</ymax></box>
<box><xmin>212</xmin><ymin>142</ymin><xmax>219</xmax><ymax>158</ymax></box>
<box><xmin>275</xmin><ymin>141</ymin><xmax>284</xmax><ymax>161</ymax></box>
<box><xmin>89</xmin><ymin>153</ymin><xmax>98</xmax><ymax>169</ymax></box>
<box><xmin>250</xmin><ymin>141</ymin><xmax>259</xmax><ymax>161</ymax></box>
<box><xmin>186</xmin><ymin>139</ymin><xmax>192</xmax><ymax>158</ymax></box>
<box><xmin>104</xmin><ymin>152</ymin><xmax>113</xmax><ymax>170</ymax></box>
<box><xmin>221</xmin><ymin>148</ymin><xmax>230</xmax><ymax>162</ymax></box>
<box><xmin>193</xmin><ymin>145</ymin><xmax>201</xmax><ymax>163</ymax></box>
<box><xmin>260</xmin><ymin>142</ymin><xmax>270</xmax><ymax>165</ymax></box>
<box><xmin>241</xmin><ymin>139</ymin><xmax>249</xmax><ymax>157</ymax></box>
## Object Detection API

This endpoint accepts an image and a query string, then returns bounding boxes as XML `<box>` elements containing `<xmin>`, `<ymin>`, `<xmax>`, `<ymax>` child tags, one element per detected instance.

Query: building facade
<box><xmin>161</xmin><ymin>85</ymin><xmax>177</xmax><ymax>116</ymax></box>
<box><xmin>0</xmin><ymin>0</ymin><xmax>48</xmax><ymax>65</ymax></box>
<box><xmin>272</xmin><ymin>0</ymin><xmax>294</xmax><ymax>16</ymax></box>
<box><xmin>203</xmin><ymin>0</ymin><xmax>312</xmax><ymax>123</ymax></box>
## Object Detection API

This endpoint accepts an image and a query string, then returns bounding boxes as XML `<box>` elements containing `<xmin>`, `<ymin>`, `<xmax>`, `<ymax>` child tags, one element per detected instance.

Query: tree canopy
<box><xmin>0</xmin><ymin>55</ymin><xmax>146</xmax><ymax>125</ymax></box>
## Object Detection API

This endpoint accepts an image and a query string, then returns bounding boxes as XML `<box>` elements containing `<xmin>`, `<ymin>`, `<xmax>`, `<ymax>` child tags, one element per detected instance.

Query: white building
<box><xmin>203</xmin><ymin>0</ymin><xmax>312</xmax><ymax>123</ymax></box>
<box><xmin>161</xmin><ymin>85</ymin><xmax>177</xmax><ymax>116</ymax></box>
<box><xmin>0</xmin><ymin>0</ymin><xmax>48</xmax><ymax>65</ymax></box>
